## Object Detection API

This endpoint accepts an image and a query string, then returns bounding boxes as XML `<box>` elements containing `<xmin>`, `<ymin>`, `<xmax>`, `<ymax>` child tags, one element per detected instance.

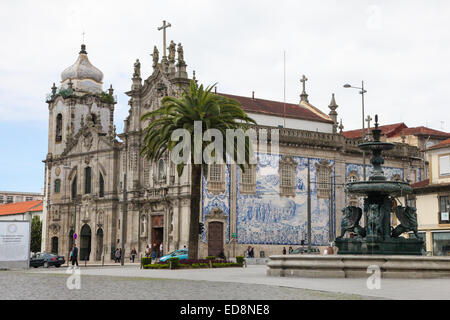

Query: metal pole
<box><xmin>361</xmin><ymin>81</ymin><xmax>366</xmax><ymax>181</ymax></box>
<box><xmin>307</xmin><ymin>158</ymin><xmax>312</xmax><ymax>251</ymax></box>
<box><xmin>121</xmin><ymin>174</ymin><xmax>127</xmax><ymax>266</ymax></box>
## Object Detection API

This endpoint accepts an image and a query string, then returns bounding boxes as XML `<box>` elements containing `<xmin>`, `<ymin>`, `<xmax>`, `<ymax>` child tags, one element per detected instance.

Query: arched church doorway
<box><xmin>80</xmin><ymin>224</ymin><xmax>91</xmax><ymax>261</ymax></box>
<box><xmin>208</xmin><ymin>221</ymin><xmax>223</xmax><ymax>257</ymax></box>
<box><xmin>96</xmin><ymin>228</ymin><xmax>103</xmax><ymax>261</ymax></box>
<box><xmin>51</xmin><ymin>237</ymin><xmax>58</xmax><ymax>255</ymax></box>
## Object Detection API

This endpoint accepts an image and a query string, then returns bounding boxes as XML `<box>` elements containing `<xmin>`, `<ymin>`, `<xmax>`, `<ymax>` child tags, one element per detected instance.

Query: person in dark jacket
<box><xmin>218</xmin><ymin>249</ymin><xmax>226</xmax><ymax>260</ymax></box>
<box><xmin>71</xmin><ymin>243</ymin><xmax>79</xmax><ymax>267</ymax></box>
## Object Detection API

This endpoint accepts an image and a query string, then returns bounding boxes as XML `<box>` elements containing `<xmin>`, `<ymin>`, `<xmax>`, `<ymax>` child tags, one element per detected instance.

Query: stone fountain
<box><xmin>335</xmin><ymin>115</ymin><xmax>423</xmax><ymax>255</ymax></box>
<box><xmin>267</xmin><ymin>116</ymin><xmax>450</xmax><ymax>278</ymax></box>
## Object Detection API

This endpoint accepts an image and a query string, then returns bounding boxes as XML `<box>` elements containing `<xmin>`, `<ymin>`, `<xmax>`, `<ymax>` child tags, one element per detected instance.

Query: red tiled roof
<box><xmin>0</xmin><ymin>200</ymin><xmax>43</xmax><ymax>216</ymax></box>
<box><xmin>411</xmin><ymin>179</ymin><xmax>430</xmax><ymax>189</ymax></box>
<box><xmin>343</xmin><ymin>123</ymin><xmax>407</xmax><ymax>139</ymax></box>
<box><xmin>217</xmin><ymin>93</ymin><xmax>333</xmax><ymax>124</ymax></box>
<box><xmin>390</xmin><ymin>127</ymin><xmax>450</xmax><ymax>138</ymax></box>
<box><xmin>427</xmin><ymin>138</ymin><xmax>450</xmax><ymax>151</ymax></box>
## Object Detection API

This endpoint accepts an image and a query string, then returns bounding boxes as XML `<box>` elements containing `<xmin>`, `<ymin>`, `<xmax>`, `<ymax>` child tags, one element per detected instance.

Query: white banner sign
<box><xmin>0</xmin><ymin>221</ymin><xmax>30</xmax><ymax>262</ymax></box>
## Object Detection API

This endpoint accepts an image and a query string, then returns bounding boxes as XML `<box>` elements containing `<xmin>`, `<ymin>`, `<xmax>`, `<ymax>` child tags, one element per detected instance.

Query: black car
<box><xmin>30</xmin><ymin>253</ymin><xmax>65</xmax><ymax>268</ymax></box>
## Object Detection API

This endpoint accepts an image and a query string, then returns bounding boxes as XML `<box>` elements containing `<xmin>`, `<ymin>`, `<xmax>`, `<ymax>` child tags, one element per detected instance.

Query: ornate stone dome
<box><xmin>60</xmin><ymin>44</ymin><xmax>104</xmax><ymax>93</ymax></box>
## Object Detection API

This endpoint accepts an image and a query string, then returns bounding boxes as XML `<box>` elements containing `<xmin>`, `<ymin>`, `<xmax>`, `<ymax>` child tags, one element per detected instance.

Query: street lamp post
<box><xmin>344</xmin><ymin>81</ymin><xmax>368</xmax><ymax>181</ymax></box>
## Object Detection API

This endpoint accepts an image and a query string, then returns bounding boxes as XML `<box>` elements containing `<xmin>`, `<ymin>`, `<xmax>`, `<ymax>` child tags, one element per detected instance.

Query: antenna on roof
<box><xmin>283</xmin><ymin>50</ymin><xmax>286</xmax><ymax>128</ymax></box>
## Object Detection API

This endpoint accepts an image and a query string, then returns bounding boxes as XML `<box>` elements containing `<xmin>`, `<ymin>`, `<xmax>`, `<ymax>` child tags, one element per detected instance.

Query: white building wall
<box><xmin>248</xmin><ymin>112</ymin><xmax>333</xmax><ymax>133</ymax></box>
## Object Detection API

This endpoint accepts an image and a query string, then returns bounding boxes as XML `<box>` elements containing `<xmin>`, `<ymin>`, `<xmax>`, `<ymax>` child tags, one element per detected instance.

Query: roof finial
<box><xmin>80</xmin><ymin>44</ymin><xmax>87</xmax><ymax>54</ymax></box>
<box><xmin>329</xmin><ymin>93</ymin><xmax>338</xmax><ymax>133</ymax></box>
<box><xmin>300</xmin><ymin>74</ymin><xmax>309</xmax><ymax>103</ymax></box>
<box><xmin>339</xmin><ymin>118</ymin><xmax>344</xmax><ymax>134</ymax></box>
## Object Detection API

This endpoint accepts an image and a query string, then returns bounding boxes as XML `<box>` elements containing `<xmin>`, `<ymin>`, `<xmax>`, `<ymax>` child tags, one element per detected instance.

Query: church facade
<box><xmin>42</xmin><ymin>39</ymin><xmax>425</xmax><ymax>261</ymax></box>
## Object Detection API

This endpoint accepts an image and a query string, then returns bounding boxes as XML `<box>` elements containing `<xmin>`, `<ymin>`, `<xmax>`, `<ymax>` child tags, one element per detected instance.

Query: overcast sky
<box><xmin>0</xmin><ymin>0</ymin><xmax>449</xmax><ymax>192</ymax></box>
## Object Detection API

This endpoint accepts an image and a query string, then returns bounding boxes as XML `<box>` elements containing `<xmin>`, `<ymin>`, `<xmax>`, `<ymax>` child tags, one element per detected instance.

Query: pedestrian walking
<box><xmin>131</xmin><ymin>248</ymin><xmax>137</xmax><ymax>263</ymax></box>
<box><xmin>151</xmin><ymin>249</ymin><xmax>156</xmax><ymax>262</ymax></box>
<box><xmin>247</xmin><ymin>246</ymin><xmax>252</xmax><ymax>258</ymax></box>
<box><xmin>70</xmin><ymin>243</ymin><xmax>79</xmax><ymax>267</ymax></box>
<box><xmin>282</xmin><ymin>247</ymin><xmax>287</xmax><ymax>255</ymax></box>
<box><xmin>250</xmin><ymin>247</ymin><xmax>255</xmax><ymax>258</ymax></box>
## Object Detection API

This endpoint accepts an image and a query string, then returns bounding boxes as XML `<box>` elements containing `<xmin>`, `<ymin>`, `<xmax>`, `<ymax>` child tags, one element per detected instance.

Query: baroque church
<box><xmin>42</xmin><ymin>30</ymin><xmax>425</xmax><ymax>262</ymax></box>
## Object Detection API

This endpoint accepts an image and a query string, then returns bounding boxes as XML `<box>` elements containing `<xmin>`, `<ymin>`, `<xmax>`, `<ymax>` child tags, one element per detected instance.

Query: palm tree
<box><xmin>141</xmin><ymin>80</ymin><xmax>256</xmax><ymax>259</ymax></box>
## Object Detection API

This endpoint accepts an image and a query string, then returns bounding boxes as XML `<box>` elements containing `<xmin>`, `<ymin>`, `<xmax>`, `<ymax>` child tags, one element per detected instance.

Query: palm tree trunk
<box><xmin>188</xmin><ymin>164</ymin><xmax>202</xmax><ymax>259</ymax></box>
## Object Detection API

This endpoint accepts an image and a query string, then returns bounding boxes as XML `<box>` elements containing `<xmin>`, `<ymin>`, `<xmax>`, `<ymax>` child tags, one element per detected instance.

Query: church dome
<box><xmin>60</xmin><ymin>44</ymin><xmax>104</xmax><ymax>93</ymax></box>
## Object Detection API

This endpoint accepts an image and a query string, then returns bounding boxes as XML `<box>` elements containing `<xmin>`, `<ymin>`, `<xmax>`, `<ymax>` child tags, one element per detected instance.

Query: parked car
<box><xmin>159</xmin><ymin>249</ymin><xmax>188</xmax><ymax>262</ymax></box>
<box><xmin>30</xmin><ymin>252</ymin><xmax>65</xmax><ymax>268</ymax></box>
<box><xmin>290</xmin><ymin>247</ymin><xmax>321</xmax><ymax>254</ymax></box>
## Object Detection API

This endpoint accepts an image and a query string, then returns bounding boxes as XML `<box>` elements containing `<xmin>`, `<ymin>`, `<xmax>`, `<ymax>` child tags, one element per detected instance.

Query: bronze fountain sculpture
<box><xmin>335</xmin><ymin>115</ymin><xmax>423</xmax><ymax>255</ymax></box>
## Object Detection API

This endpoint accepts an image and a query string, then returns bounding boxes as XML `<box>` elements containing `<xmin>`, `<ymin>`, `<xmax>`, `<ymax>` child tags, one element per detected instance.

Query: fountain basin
<box><xmin>359</xmin><ymin>141</ymin><xmax>395</xmax><ymax>151</ymax></box>
<box><xmin>266</xmin><ymin>254</ymin><xmax>450</xmax><ymax>278</ymax></box>
<box><xmin>346</xmin><ymin>181</ymin><xmax>413</xmax><ymax>197</ymax></box>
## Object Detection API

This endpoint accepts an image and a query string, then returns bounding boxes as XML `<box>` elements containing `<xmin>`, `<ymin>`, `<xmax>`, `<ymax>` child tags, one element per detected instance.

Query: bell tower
<box><xmin>45</xmin><ymin>44</ymin><xmax>116</xmax><ymax>157</ymax></box>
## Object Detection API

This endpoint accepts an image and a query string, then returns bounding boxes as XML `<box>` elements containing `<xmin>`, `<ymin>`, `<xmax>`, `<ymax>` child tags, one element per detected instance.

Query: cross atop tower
<box><xmin>300</xmin><ymin>74</ymin><xmax>309</xmax><ymax>103</ymax></box>
<box><xmin>158</xmin><ymin>20</ymin><xmax>172</xmax><ymax>58</ymax></box>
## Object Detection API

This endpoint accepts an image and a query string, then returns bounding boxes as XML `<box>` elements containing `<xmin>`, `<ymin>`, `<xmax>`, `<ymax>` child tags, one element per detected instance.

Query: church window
<box><xmin>158</xmin><ymin>159</ymin><xmax>166</xmax><ymax>181</ymax></box>
<box><xmin>279</xmin><ymin>156</ymin><xmax>296</xmax><ymax>197</ymax></box>
<box><xmin>7</xmin><ymin>196</ymin><xmax>13</xmax><ymax>203</ymax></box>
<box><xmin>55</xmin><ymin>114</ymin><xmax>62</xmax><ymax>142</ymax></box>
<box><xmin>99</xmin><ymin>174</ymin><xmax>104</xmax><ymax>198</ymax></box>
<box><xmin>240</xmin><ymin>164</ymin><xmax>256</xmax><ymax>194</ymax></box>
<box><xmin>85</xmin><ymin>167</ymin><xmax>92</xmax><ymax>194</ymax></box>
<box><xmin>207</xmin><ymin>164</ymin><xmax>225</xmax><ymax>194</ymax></box>
<box><xmin>0</xmin><ymin>195</ymin><xmax>3</xmax><ymax>203</ymax></box>
<box><xmin>26</xmin><ymin>196</ymin><xmax>33</xmax><ymax>201</ymax></box>
<box><xmin>315</xmin><ymin>159</ymin><xmax>332</xmax><ymax>199</ymax></box>
<box><xmin>54</xmin><ymin>179</ymin><xmax>61</xmax><ymax>193</ymax></box>
<box><xmin>71</xmin><ymin>176</ymin><xmax>77</xmax><ymax>199</ymax></box>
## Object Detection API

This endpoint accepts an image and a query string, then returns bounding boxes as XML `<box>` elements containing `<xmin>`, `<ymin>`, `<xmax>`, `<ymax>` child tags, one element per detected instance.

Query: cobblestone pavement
<box><xmin>21</xmin><ymin>265</ymin><xmax>450</xmax><ymax>300</ymax></box>
<box><xmin>0</xmin><ymin>270</ymin><xmax>377</xmax><ymax>300</ymax></box>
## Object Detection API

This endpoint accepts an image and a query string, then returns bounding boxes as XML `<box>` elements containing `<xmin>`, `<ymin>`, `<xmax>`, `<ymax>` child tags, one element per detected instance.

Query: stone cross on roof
<box><xmin>300</xmin><ymin>75</ymin><xmax>309</xmax><ymax>103</ymax></box>
<box><xmin>158</xmin><ymin>20</ymin><xmax>172</xmax><ymax>58</ymax></box>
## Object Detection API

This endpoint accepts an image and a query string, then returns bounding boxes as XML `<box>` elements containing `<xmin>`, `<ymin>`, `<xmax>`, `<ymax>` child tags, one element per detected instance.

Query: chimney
<box><xmin>252</xmin><ymin>91</ymin><xmax>255</xmax><ymax>100</ymax></box>
<box><xmin>214</xmin><ymin>86</ymin><xmax>217</xmax><ymax>94</ymax></box>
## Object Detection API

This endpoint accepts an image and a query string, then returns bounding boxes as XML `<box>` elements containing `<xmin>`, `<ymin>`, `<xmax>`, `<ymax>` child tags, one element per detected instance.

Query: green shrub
<box><xmin>191</xmin><ymin>263</ymin><xmax>200</xmax><ymax>268</ymax></box>
<box><xmin>141</xmin><ymin>257</ymin><xmax>152</xmax><ymax>265</ymax></box>
<box><xmin>100</xmin><ymin>91</ymin><xmax>115</xmax><ymax>103</ymax></box>
<box><xmin>206</xmin><ymin>256</ymin><xmax>215</xmax><ymax>260</ymax></box>
<box><xmin>143</xmin><ymin>264</ymin><xmax>169</xmax><ymax>269</ymax></box>
<box><xmin>199</xmin><ymin>263</ymin><xmax>208</xmax><ymax>268</ymax></box>
<box><xmin>236</xmin><ymin>256</ymin><xmax>245</xmax><ymax>265</ymax></box>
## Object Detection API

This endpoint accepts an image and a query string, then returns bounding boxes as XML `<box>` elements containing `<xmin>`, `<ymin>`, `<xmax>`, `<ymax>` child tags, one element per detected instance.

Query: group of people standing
<box><xmin>145</xmin><ymin>243</ymin><xmax>164</xmax><ymax>260</ymax></box>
